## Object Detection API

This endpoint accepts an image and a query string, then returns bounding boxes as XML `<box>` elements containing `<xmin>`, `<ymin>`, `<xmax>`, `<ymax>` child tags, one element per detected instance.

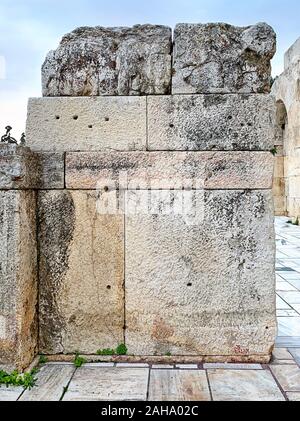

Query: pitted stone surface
<box><xmin>26</xmin><ymin>97</ymin><xmax>147</xmax><ymax>151</ymax></box>
<box><xmin>65</xmin><ymin>151</ymin><xmax>273</xmax><ymax>190</ymax></box>
<box><xmin>38</xmin><ymin>190</ymin><xmax>124</xmax><ymax>354</ymax></box>
<box><xmin>148</xmin><ymin>94</ymin><xmax>275</xmax><ymax>151</ymax></box>
<box><xmin>42</xmin><ymin>25</ymin><xmax>172</xmax><ymax>96</ymax></box>
<box><xmin>125</xmin><ymin>189</ymin><xmax>276</xmax><ymax>356</ymax></box>
<box><xmin>0</xmin><ymin>191</ymin><xmax>37</xmax><ymax>370</ymax></box>
<box><xmin>0</xmin><ymin>145</ymin><xmax>39</xmax><ymax>189</ymax></box>
<box><xmin>0</xmin><ymin>145</ymin><xmax>64</xmax><ymax>189</ymax></box>
<box><xmin>172</xmin><ymin>22</ymin><xmax>276</xmax><ymax>94</ymax></box>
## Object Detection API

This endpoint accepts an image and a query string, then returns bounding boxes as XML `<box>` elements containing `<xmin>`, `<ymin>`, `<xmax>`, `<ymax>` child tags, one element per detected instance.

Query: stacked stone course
<box><xmin>0</xmin><ymin>22</ymin><xmax>277</xmax><ymax>369</ymax></box>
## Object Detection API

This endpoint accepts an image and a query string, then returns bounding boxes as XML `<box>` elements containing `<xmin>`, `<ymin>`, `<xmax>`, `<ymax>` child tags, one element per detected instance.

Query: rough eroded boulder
<box><xmin>42</xmin><ymin>25</ymin><xmax>172</xmax><ymax>96</ymax></box>
<box><xmin>172</xmin><ymin>22</ymin><xmax>276</xmax><ymax>94</ymax></box>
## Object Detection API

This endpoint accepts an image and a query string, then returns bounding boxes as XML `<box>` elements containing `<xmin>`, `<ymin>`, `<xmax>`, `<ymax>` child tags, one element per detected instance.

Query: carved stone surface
<box><xmin>42</xmin><ymin>25</ymin><xmax>172</xmax><ymax>96</ymax></box>
<box><xmin>0</xmin><ymin>191</ymin><xmax>37</xmax><ymax>370</ymax></box>
<box><xmin>65</xmin><ymin>151</ymin><xmax>274</xmax><ymax>190</ymax></box>
<box><xmin>125</xmin><ymin>189</ymin><xmax>276</xmax><ymax>357</ymax></box>
<box><xmin>26</xmin><ymin>97</ymin><xmax>147</xmax><ymax>152</ymax></box>
<box><xmin>148</xmin><ymin>94</ymin><xmax>275</xmax><ymax>151</ymax></box>
<box><xmin>38</xmin><ymin>190</ymin><xmax>124</xmax><ymax>354</ymax></box>
<box><xmin>172</xmin><ymin>22</ymin><xmax>276</xmax><ymax>94</ymax></box>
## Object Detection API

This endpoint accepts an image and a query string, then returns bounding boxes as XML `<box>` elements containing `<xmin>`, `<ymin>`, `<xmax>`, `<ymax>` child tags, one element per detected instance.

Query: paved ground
<box><xmin>1</xmin><ymin>216</ymin><xmax>300</xmax><ymax>401</ymax></box>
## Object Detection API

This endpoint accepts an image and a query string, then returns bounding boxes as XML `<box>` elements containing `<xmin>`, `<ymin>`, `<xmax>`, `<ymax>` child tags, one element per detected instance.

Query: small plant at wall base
<box><xmin>39</xmin><ymin>355</ymin><xmax>48</xmax><ymax>364</ymax></box>
<box><xmin>0</xmin><ymin>369</ymin><xmax>37</xmax><ymax>390</ymax></box>
<box><xmin>96</xmin><ymin>343</ymin><xmax>128</xmax><ymax>356</ymax></box>
<box><xmin>73</xmin><ymin>352</ymin><xmax>87</xmax><ymax>367</ymax></box>
<box><xmin>287</xmin><ymin>217</ymin><xmax>299</xmax><ymax>226</ymax></box>
<box><xmin>270</xmin><ymin>146</ymin><xmax>278</xmax><ymax>156</ymax></box>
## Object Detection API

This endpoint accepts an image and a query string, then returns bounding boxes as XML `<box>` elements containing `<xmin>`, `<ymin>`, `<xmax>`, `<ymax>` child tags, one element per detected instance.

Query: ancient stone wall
<box><xmin>0</xmin><ymin>22</ymin><xmax>277</xmax><ymax>368</ymax></box>
<box><xmin>272</xmin><ymin>38</ymin><xmax>300</xmax><ymax>219</ymax></box>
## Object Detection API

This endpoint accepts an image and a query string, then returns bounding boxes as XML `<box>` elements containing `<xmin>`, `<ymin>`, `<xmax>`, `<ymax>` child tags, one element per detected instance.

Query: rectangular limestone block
<box><xmin>0</xmin><ymin>145</ymin><xmax>64</xmax><ymax>189</ymax></box>
<box><xmin>65</xmin><ymin>151</ymin><xmax>274</xmax><ymax>190</ymax></box>
<box><xmin>0</xmin><ymin>145</ymin><xmax>39</xmax><ymax>189</ymax></box>
<box><xmin>42</xmin><ymin>25</ymin><xmax>172</xmax><ymax>96</ymax></box>
<box><xmin>147</xmin><ymin>95</ymin><xmax>275</xmax><ymax>151</ymax></box>
<box><xmin>0</xmin><ymin>191</ymin><xmax>37</xmax><ymax>370</ymax></box>
<box><xmin>125</xmin><ymin>189</ymin><xmax>276</xmax><ymax>357</ymax></box>
<box><xmin>26</xmin><ymin>97</ymin><xmax>147</xmax><ymax>152</ymax></box>
<box><xmin>38</xmin><ymin>190</ymin><xmax>124</xmax><ymax>354</ymax></box>
<box><xmin>172</xmin><ymin>23</ymin><xmax>276</xmax><ymax>94</ymax></box>
<box><xmin>36</xmin><ymin>152</ymin><xmax>65</xmax><ymax>189</ymax></box>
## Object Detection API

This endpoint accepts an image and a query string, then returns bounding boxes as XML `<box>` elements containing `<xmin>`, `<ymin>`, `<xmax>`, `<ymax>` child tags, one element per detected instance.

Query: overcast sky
<box><xmin>0</xmin><ymin>0</ymin><xmax>299</xmax><ymax>136</ymax></box>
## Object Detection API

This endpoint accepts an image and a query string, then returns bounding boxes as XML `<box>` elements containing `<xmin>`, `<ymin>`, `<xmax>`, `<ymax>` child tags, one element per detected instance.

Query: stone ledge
<box><xmin>65</xmin><ymin>151</ymin><xmax>274</xmax><ymax>190</ymax></box>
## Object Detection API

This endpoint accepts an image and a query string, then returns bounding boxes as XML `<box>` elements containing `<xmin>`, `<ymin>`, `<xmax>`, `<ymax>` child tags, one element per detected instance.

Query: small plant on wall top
<box><xmin>73</xmin><ymin>351</ymin><xmax>87</xmax><ymax>368</ymax></box>
<box><xmin>97</xmin><ymin>343</ymin><xmax>128</xmax><ymax>356</ymax></box>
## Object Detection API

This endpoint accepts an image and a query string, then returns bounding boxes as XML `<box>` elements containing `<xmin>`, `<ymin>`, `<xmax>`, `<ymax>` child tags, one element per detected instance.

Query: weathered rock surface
<box><xmin>65</xmin><ymin>151</ymin><xmax>274</xmax><ymax>190</ymax></box>
<box><xmin>0</xmin><ymin>145</ymin><xmax>39</xmax><ymax>189</ymax></box>
<box><xmin>42</xmin><ymin>25</ymin><xmax>172</xmax><ymax>96</ymax></box>
<box><xmin>125</xmin><ymin>189</ymin><xmax>276</xmax><ymax>357</ymax></box>
<box><xmin>148</xmin><ymin>94</ymin><xmax>275</xmax><ymax>151</ymax></box>
<box><xmin>26</xmin><ymin>97</ymin><xmax>146</xmax><ymax>151</ymax></box>
<box><xmin>38</xmin><ymin>190</ymin><xmax>124</xmax><ymax>354</ymax></box>
<box><xmin>172</xmin><ymin>23</ymin><xmax>276</xmax><ymax>94</ymax></box>
<box><xmin>0</xmin><ymin>191</ymin><xmax>37</xmax><ymax>370</ymax></box>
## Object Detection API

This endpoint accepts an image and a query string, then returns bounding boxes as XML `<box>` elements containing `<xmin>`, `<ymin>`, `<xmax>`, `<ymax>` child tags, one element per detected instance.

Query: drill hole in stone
<box><xmin>103</xmin><ymin>186</ymin><xmax>109</xmax><ymax>192</ymax></box>
<box><xmin>73</xmin><ymin>115</ymin><xmax>78</xmax><ymax>120</ymax></box>
<box><xmin>105</xmin><ymin>117</ymin><xmax>109</xmax><ymax>122</ymax></box>
<box><xmin>169</xmin><ymin>123</ymin><xmax>174</xmax><ymax>128</ymax></box>
<box><xmin>187</xmin><ymin>282</ymin><xmax>192</xmax><ymax>287</ymax></box>
<box><xmin>106</xmin><ymin>285</ymin><xmax>111</xmax><ymax>290</ymax></box>
<box><xmin>55</xmin><ymin>115</ymin><xmax>60</xmax><ymax>120</ymax></box>
<box><xmin>88</xmin><ymin>124</ymin><xmax>93</xmax><ymax>129</ymax></box>
<box><xmin>227</xmin><ymin>115</ymin><xmax>233</xmax><ymax>120</ymax></box>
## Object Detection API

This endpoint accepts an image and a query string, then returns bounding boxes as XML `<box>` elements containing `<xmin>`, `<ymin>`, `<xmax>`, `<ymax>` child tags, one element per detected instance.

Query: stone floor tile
<box><xmin>278</xmin><ymin>272</ymin><xmax>300</xmax><ymax>280</ymax></box>
<box><xmin>277</xmin><ymin>291</ymin><xmax>300</xmax><ymax>304</ymax></box>
<box><xmin>276</xmin><ymin>281</ymin><xmax>297</xmax><ymax>291</ymax></box>
<box><xmin>175</xmin><ymin>364</ymin><xmax>199</xmax><ymax>369</ymax></box>
<box><xmin>270</xmin><ymin>359</ymin><xmax>296</xmax><ymax>365</ymax></box>
<box><xmin>148</xmin><ymin>369</ymin><xmax>211</xmax><ymax>401</ymax></box>
<box><xmin>152</xmin><ymin>364</ymin><xmax>174</xmax><ymax>369</ymax></box>
<box><xmin>288</xmin><ymin>348</ymin><xmax>300</xmax><ymax>365</ymax></box>
<box><xmin>19</xmin><ymin>364</ymin><xmax>75</xmax><ymax>401</ymax></box>
<box><xmin>203</xmin><ymin>363</ymin><xmax>262</xmax><ymax>370</ymax></box>
<box><xmin>272</xmin><ymin>348</ymin><xmax>293</xmax><ymax>360</ymax></box>
<box><xmin>0</xmin><ymin>385</ymin><xmax>23</xmax><ymax>401</ymax></box>
<box><xmin>286</xmin><ymin>279</ymin><xmax>300</xmax><ymax>290</ymax></box>
<box><xmin>207</xmin><ymin>369</ymin><xmax>285</xmax><ymax>401</ymax></box>
<box><xmin>287</xmin><ymin>392</ymin><xmax>300</xmax><ymax>401</ymax></box>
<box><xmin>277</xmin><ymin>317</ymin><xmax>300</xmax><ymax>337</ymax></box>
<box><xmin>270</xmin><ymin>365</ymin><xmax>300</xmax><ymax>391</ymax></box>
<box><xmin>292</xmin><ymin>304</ymin><xmax>300</xmax><ymax>314</ymax></box>
<box><xmin>277</xmin><ymin>309</ymin><xmax>299</xmax><ymax>317</ymax></box>
<box><xmin>276</xmin><ymin>295</ymin><xmax>292</xmax><ymax>310</ymax></box>
<box><xmin>276</xmin><ymin>337</ymin><xmax>300</xmax><ymax>348</ymax></box>
<box><xmin>63</xmin><ymin>367</ymin><xmax>149</xmax><ymax>401</ymax></box>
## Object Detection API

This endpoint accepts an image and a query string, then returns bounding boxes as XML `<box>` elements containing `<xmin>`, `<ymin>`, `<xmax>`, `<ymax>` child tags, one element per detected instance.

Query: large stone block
<box><xmin>0</xmin><ymin>145</ymin><xmax>39</xmax><ymax>189</ymax></box>
<box><xmin>172</xmin><ymin>22</ymin><xmax>276</xmax><ymax>94</ymax></box>
<box><xmin>125</xmin><ymin>190</ymin><xmax>276</xmax><ymax>358</ymax></box>
<box><xmin>38</xmin><ymin>190</ymin><xmax>124</xmax><ymax>354</ymax></box>
<box><xmin>0</xmin><ymin>191</ymin><xmax>37</xmax><ymax>370</ymax></box>
<box><xmin>147</xmin><ymin>94</ymin><xmax>275</xmax><ymax>151</ymax></box>
<box><xmin>0</xmin><ymin>145</ymin><xmax>64</xmax><ymax>189</ymax></box>
<box><xmin>42</xmin><ymin>25</ymin><xmax>172</xmax><ymax>96</ymax></box>
<box><xmin>26</xmin><ymin>97</ymin><xmax>147</xmax><ymax>152</ymax></box>
<box><xmin>65</xmin><ymin>151</ymin><xmax>273</xmax><ymax>190</ymax></box>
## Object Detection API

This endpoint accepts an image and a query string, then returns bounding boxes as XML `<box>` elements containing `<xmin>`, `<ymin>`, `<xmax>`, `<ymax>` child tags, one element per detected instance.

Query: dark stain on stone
<box><xmin>203</xmin><ymin>95</ymin><xmax>227</xmax><ymax>108</ymax></box>
<box><xmin>38</xmin><ymin>191</ymin><xmax>75</xmax><ymax>353</ymax></box>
